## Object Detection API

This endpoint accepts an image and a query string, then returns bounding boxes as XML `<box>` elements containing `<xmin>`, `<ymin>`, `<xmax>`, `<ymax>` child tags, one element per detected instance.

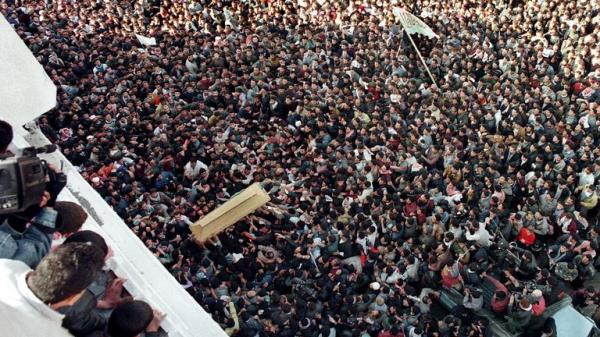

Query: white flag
<box><xmin>135</xmin><ymin>34</ymin><xmax>157</xmax><ymax>46</ymax></box>
<box><xmin>394</xmin><ymin>9</ymin><xmax>438</xmax><ymax>39</ymax></box>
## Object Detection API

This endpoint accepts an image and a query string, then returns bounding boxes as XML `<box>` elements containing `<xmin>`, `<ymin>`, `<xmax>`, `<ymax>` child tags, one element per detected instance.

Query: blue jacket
<box><xmin>0</xmin><ymin>207</ymin><xmax>57</xmax><ymax>268</ymax></box>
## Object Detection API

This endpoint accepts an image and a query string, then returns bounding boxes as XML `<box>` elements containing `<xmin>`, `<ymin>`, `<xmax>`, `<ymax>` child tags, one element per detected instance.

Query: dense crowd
<box><xmin>2</xmin><ymin>0</ymin><xmax>600</xmax><ymax>336</ymax></box>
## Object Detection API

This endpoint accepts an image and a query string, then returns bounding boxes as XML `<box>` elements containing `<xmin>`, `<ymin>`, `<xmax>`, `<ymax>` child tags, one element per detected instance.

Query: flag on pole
<box><xmin>393</xmin><ymin>8</ymin><xmax>438</xmax><ymax>39</ymax></box>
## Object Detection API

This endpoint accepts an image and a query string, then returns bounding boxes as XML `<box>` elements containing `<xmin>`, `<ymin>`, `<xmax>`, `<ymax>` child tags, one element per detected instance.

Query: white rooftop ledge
<box><xmin>0</xmin><ymin>15</ymin><xmax>56</xmax><ymax>126</ymax></box>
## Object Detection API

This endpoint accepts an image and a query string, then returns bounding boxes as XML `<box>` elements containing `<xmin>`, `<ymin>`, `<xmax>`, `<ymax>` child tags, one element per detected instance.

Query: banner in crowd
<box><xmin>393</xmin><ymin>8</ymin><xmax>438</xmax><ymax>39</ymax></box>
<box><xmin>135</xmin><ymin>34</ymin><xmax>157</xmax><ymax>46</ymax></box>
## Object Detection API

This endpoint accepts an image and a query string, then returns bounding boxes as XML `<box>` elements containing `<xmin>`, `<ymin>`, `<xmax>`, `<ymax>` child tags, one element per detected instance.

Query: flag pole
<box><xmin>403</xmin><ymin>27</ymin><xmax>438</xmax><ymax>88</ymax></box>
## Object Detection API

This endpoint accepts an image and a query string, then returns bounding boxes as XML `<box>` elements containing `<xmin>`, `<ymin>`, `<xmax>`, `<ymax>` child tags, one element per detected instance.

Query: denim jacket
<box><xmin>0</xmin><ymin>207</ymin><xmax>57</xmax><ymax>268</ymax></box>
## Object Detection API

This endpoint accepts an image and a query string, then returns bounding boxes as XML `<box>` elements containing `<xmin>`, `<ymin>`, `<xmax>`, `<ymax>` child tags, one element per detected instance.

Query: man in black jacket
<box><xmin>0</xmin><ymin>119</ymin><xmax>12</xmax><ymax>154</ymax></box>
<box><xmin>86</xmin><ymin>300</ymin><xmax>165</xmax><ymax>337</ymax></box>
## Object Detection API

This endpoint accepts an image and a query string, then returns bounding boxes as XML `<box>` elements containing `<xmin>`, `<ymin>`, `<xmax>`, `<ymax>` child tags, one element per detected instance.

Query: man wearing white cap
<box><xmin>530</xmin><ymin>289</ymin><xmax>546</xmax><ymax>316</ymax></box>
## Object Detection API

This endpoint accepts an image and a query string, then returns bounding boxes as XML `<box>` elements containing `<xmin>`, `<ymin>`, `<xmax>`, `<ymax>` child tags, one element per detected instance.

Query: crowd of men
<box><xmin>2</xmin><ymin>0</ymin><xmax>600</xmax><ymax>336</ymax></box>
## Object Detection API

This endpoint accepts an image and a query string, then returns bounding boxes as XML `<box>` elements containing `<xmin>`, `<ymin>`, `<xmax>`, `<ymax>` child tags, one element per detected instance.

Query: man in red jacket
<box><xmin>482</xmin><ymin>272</ymin><xmax>510</xmax><ymax>314</ymax></box>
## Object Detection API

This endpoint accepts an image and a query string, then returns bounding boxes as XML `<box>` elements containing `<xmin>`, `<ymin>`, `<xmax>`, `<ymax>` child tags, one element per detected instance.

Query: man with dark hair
<box><xmin>482</xmin><ymin>272</ymin><xmax>510</xmax><ymax>314</ymax></box>
<box><xmin>54</xmin><ymin>201</ymin><xmax>89</xmax><ymax>237</ymax></box>
<box><xmin>106</xmin><ymin>300</ymin><xmax>164</xmax><ymax>337</ymax></box>
<box><xmin>541</xmin><ymin>317</ymin><xmax>557</xmax><ymax>337</ymax></box>
<box><xmin>507</xmin><ymin>296</ymin><xmax>533</xmax><ymax>334</ymax></box>
<box><xmin>60</xmin><ymin>230</ymin><xmax>120</xmax><ymax>336</ymax></box>
<box><xmin>0</xmin><ymin>119</ymin><xmax>13</xmax><ymax>153</ymax></box>
<box><xmin>0</xmin><ymin>242</ymin><xmax>105</xmax><ymax>336</ymax></box>
<box><xmin>63</xmin><ymin>230</ymin><xmax>108</xmax><ymax>257</ymax></box>
<box><xmin>108</xmin><ymin>300</ymin><xmax>152</xmax><ymax>337</ymax></box>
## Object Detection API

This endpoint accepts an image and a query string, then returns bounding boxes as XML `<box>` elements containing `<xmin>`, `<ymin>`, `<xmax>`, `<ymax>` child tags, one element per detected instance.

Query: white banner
<box><xmin>135</xmin><ymin>33</ymin><xmax>157</xmax><ymax>46</ymax></box>
<box><xmin>394</xmin><ymin>9</ymin><xmax>438</xmax><ymax>39</ymax></box>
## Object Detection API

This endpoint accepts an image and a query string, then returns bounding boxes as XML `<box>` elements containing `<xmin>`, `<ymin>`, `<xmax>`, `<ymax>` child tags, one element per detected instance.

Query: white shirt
<box><xmin>184</xmin><ymin>160</ymin><xmax>208</xmax><ymax>179</ymax></box>
<box><xmin>465</xmin><ymin>225</ymin><xmax>491</xmax><ymax>247</ymax></box>
<box><xmin>579</xmin><ymin>171</ymin><xmax>595</xmax><ymax>187</ymax></box>
<box><xmin>0</xmin><ymin>259</ymin><xmax>72</xmax><ymax>337</ymax></box>
<box><xmin>185</xmin><ymin>59</ymin><xmax>199</xmax><ymax>74</ymax></box>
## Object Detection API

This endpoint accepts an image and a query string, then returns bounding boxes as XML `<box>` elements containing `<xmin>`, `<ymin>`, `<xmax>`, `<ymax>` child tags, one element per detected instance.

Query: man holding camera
<box><xmin>463</xmin><ymin>286</ymin><xmax>484</xmax><ymax>311</ymax></box>
<box><xmin>0</xmin><ymin>120</ymin><xmax>70</xmax><ymax>267</ymax></box>
<box><xmin>0</xmin><ymin>162</ymin><xmax>68</xmax><ymax>267</ymax></box>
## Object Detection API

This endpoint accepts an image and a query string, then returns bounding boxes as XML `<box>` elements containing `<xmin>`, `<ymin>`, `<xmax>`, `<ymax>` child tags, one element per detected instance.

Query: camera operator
<box><xmin>0</xmin><ymin>163</ymin><xmax>67</xmax><ymax>267</ymax></box>
<box><xmin>462</xmin><ymin>286</ymin><xmax>483</xmax><ymax>311</ymax></box>
<box><xmin>508</xmin><ymin>244</ymin><xmax>538</xmax><ymax>280</ymax></box>
<box><xmin>0</xmin><ymin>119</ymin><xmax>14</xmax><ymax>228</ymax></box>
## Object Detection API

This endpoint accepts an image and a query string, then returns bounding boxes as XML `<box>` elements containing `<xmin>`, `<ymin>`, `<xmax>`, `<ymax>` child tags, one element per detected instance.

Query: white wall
<box><xmin>0</xmin><ymin>15</ymin><xmax>56</xmax><ymax>126</ymax></box>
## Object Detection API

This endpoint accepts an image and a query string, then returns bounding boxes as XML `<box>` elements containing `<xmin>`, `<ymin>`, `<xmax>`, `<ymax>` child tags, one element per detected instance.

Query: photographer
<box><xmin>508</xmin><ymin>244</ymin><xmax>538</xmax><ymax>280</ymax></box>
<box><xmin>0</xmin><ymin>119</ymin><xmax>14</xmax><ymax>227</ymax></box>
<box><xmin>0</xmin><ymin>163</ymin><xmax>67</xmax><ymax>268</ymax></box>
<box><xmin>463</xmin><ymin>286</ymin><xmax>483</xmax><ymax>311</ymax></box>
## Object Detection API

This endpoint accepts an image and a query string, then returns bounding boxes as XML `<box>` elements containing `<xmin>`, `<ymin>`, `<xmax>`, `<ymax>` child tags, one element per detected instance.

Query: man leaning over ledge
<box><xmin>0</xmin><ymin>242</ymin><xmax>105</xmax><ymax>337</ymax></box>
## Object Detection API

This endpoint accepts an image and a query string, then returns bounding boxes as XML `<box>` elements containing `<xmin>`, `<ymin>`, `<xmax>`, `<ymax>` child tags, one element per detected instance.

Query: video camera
<box><xmin>0</xmin><ymin>145</ymin><xmax>65</xmax><ymax>215</ymax></box>
<box><xmin>489</xmin><ymin>239</ymin><xmax>523</xmax><ymax>270</ymax></box>
<box><xmin>504</xmin><ymin>241</ymin><xmax>524</xmax><ymax>267</ymax></box>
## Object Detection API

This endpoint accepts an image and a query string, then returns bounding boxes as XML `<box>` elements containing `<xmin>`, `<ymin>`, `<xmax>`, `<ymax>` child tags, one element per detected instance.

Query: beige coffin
<box><xmin>190</xmin><ymin>183</ymin><xmax>271</xmax><ymax>242</ymax></box>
